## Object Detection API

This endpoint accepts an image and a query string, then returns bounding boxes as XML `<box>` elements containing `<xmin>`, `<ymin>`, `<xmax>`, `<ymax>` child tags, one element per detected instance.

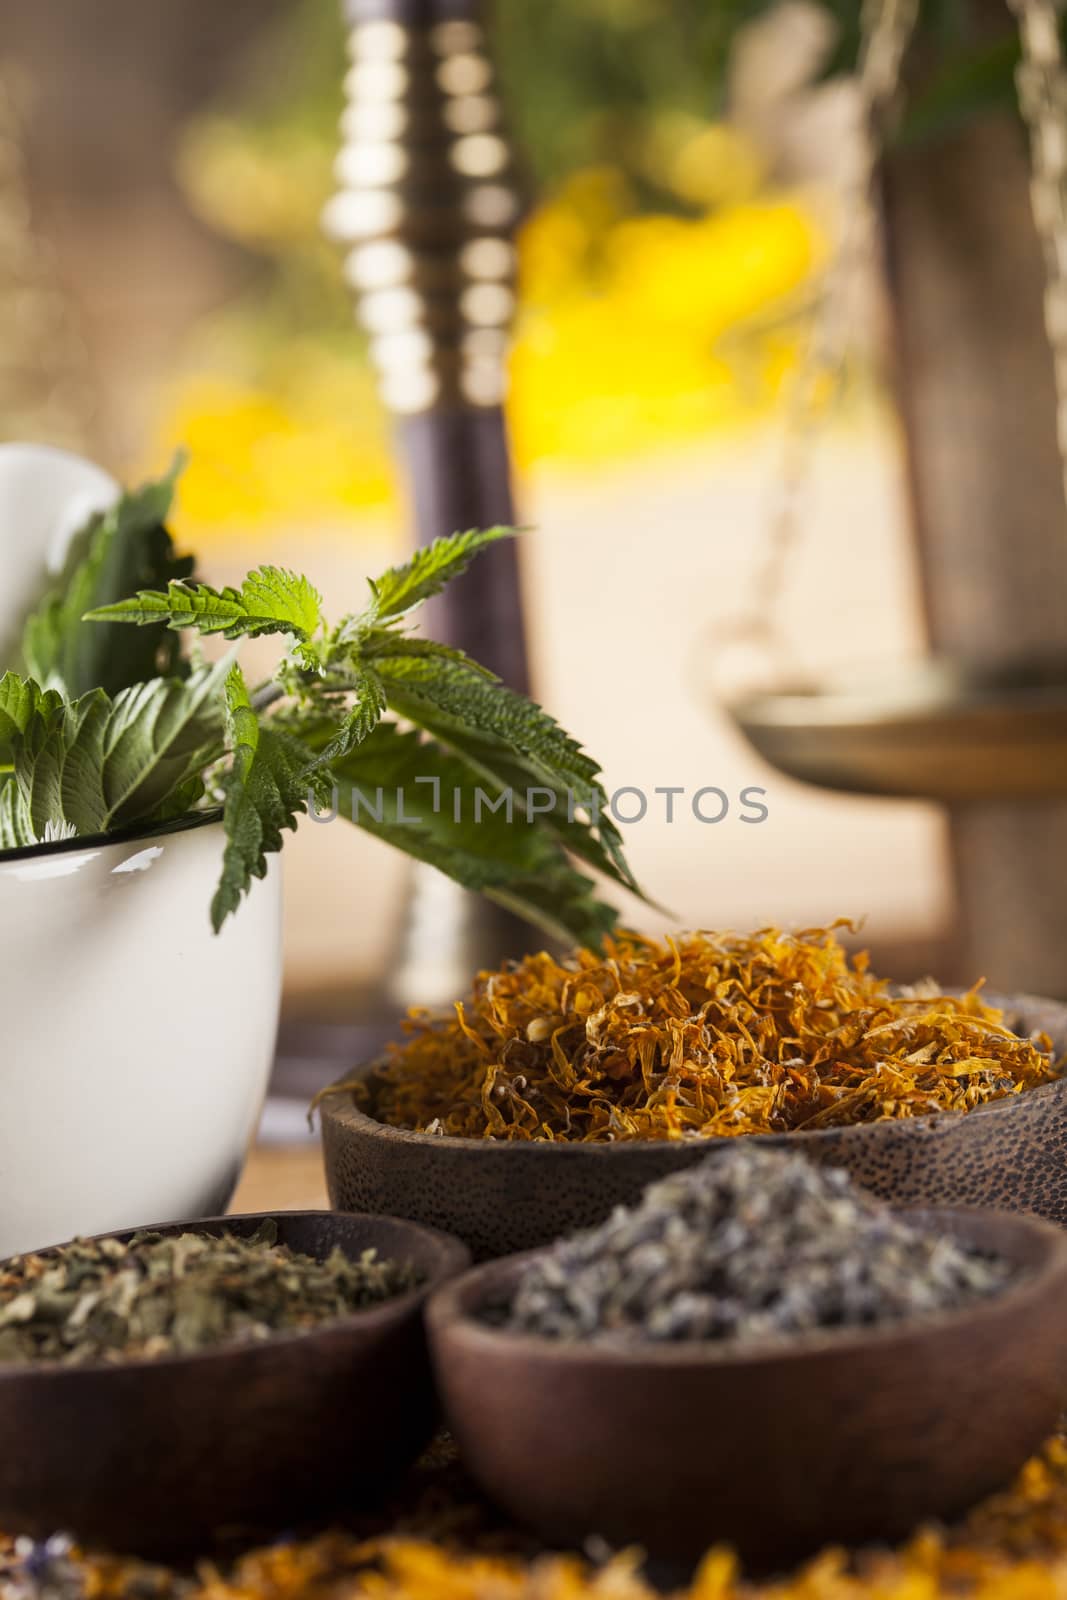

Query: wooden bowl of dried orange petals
<box><xmin>319</xmin><ymin>925</ymin><xmax>1067</xmax><ymax>1261</ymax></box>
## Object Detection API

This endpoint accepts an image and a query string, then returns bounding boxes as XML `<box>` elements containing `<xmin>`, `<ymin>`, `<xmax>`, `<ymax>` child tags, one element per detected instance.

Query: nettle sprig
<box><xmin>0</xmin><ymin>464</ymin><xmax>645</xmax><ymax>944</ymax></box>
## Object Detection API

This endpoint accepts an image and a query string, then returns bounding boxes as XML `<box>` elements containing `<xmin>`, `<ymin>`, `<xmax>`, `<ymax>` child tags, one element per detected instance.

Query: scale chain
<box><xmin>1009</xmin><ymin>0</ymin><xmax>1067</xmax><ymax>509</ymax></box>
<box><xmin>729</xmin><ymin>0</ymin><xmax>919</xmax><ymax>673</ymax></box>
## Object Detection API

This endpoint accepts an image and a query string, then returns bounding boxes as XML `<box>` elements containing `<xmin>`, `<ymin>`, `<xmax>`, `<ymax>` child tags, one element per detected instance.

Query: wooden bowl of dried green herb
<box><xmin>427</xmin><ymin>1148</ymin><xmax>1067</xmax><ymax>1569</ymax></box>
<box><xmin>0</xmin><ymin>1210</ymin><xmax>469</xmax><ymax>1556</ymax></box>
<box><xmin>320</xmin><ymin>928</ymin><xmax>1067</xmax><ymax>1261</ymax></box>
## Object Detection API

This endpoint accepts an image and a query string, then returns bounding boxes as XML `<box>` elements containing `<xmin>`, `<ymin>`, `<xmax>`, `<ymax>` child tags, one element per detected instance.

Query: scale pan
<box><xmin>728</xmin><ymin>656</ymin><xmax>1067</xmax><ymax>801</ymax></box>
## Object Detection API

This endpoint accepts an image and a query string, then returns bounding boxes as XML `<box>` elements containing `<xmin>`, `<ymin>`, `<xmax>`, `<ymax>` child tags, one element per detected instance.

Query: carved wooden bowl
<box><xmin>321</xmin><ymin>995</ymin><xmax>1067</xmax><ymax>1261</ymax></box>
<box><xmin>0</xmin><ymin>1211</ymin><xmax>470</xmax><ymax>1555</ymax></box>
<box><xmin>427</xmin><ymin>1207</ymin><xmax>1067</xmax><ymax>1567</ymax></box>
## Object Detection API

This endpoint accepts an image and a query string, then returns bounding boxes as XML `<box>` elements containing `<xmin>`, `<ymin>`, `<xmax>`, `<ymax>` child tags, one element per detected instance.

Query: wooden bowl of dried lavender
<box><xmin>427</xmin><ymin>1147</ymin><xmax>1067</xmax><ymax>1569</ymax></box>
<box><xmin>0</xmin><ymin>1210</ymin><xmax>469</xmax><ymax>1555</ymax></box>
<box><xmin>320</xmin><ymin>927</ymin><xmax>1067</xmax><ymax>1262</ymax></box>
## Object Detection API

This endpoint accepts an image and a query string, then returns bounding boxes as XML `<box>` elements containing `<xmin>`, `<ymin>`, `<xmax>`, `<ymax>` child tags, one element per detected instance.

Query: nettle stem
<box><xmin>250</xmin><ymin>681</ymin><xmax>285</xmax><ymax>714</ymax></box>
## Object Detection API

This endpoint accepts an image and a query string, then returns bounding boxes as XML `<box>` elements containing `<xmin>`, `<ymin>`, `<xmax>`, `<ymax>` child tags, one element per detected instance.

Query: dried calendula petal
<box><xmin>36</xmin><ymin>1425</ymin><xmax>1067</xmax><ymax>1600</ymax></box>
<box><xmin>333</xmin><ymin>923</ymin><xmax>1060</xmax><ymax>1142</ymax></box>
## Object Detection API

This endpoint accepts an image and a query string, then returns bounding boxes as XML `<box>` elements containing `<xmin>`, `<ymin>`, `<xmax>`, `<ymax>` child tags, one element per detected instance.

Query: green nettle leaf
<box><xmin>93</xmin><ymin>662</ymin><xmax>230</xmax><ymax>825</ymax></box>
<box><xmin>368</xmin><ymin>654</ymin><xmax>647</xmax><ymax>906</ymax></box>
<box><xmin>34</xmin><ymin>500</ymin><xmax>647</xmax><ymax>945</ymax></box>
<box><xmin>357</xmin><ymin>527</ymin><xmax>514</xmax><ymax>626</ymax></box>
<box><xmin>22</xmin><ymin>460</ymin><xmax>193</xmax><ymax>698</ymax></box>
<box><xmin>88</xmin><ymin>566</ymin><xmax>323</xmax><ymax>644</ymax></box>
<box><xmin>0</xmin><ymin>775</ymin><xmax>33</xmax><ymax>850</ymax></box>
<box><xmin>358</xmin><ymin>630</ymin><xmax>496</xmax><ymax>678</ymax></box>
<box><xmin>0</xmin><ymin>673</ymin><xmax>63</xmax><ymax>766</ymax></box>
<box><xmin>388</xmin><ymin>711</ymin><xmax>642</xmax><ymax>897</ymax></box>
<box><xmin>329</xmin><ymin>724</ymin><xmax>619</xmax><ymax>948</ymax></box>
<box><xmin>211</xmin><ymin>664</ymin><xmax>322</xmax><ymax>932</ymax></box>
<box><xmin>309</xmin><ymin>664</ymin><xmax>386</xmax><ymax>767</ymax></box>
<box><xmin>9</xmin><ymin>659</ymin><xmax>229</xmax><ymax>842</ymax></box>
<box><xmin>352</xmin><ymin>630</ymin><xmax>641</xmax><ymax>895</ymax></box>
<box><xmin>370</xmin><ymin>651</ymin><xmax>602</xmax><ymax>797</ymax></box>
<box><xmin>14</xmin><ymin>688</ymin><xmax>110</xmax><ymax>838</ymax></box>
<box><xmin>148</xmin><ymin>772</ymin><xmax>207</xmax><ymax>823</ymax></box>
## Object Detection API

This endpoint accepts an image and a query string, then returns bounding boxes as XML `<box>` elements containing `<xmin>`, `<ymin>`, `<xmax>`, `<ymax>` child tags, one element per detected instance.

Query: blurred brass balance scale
<box><xmin>722</xmin><ymin>0</ymin><xmax>1067</xmax><ymax>803</ymax></box>
<box><xmin>714</xmin><ymin>0</ymin><xmax>1067</xmax><ymax>991</ymax></box>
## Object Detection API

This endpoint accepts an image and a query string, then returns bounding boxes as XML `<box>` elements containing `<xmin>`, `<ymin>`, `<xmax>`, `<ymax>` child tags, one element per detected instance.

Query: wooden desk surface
<box><xmin>231</xmin><ymin>1143</ymin><xmax>329</xmax><ymax>1214</ymax></box>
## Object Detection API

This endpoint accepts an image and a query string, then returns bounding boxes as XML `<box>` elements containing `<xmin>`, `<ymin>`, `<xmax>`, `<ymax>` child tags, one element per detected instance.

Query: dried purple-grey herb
<box><xmin>499</xmin><ymin>1147</ymin><xmax>1014</xmax><ymax>1344</ymax></box>
<box><xmin>0</xmin><ymin>1538</ymin><xmax>85</xmax><ymax>1600</ymax></box>
<box><xmin>0</xmin><ymin>1221</ymin><xmax>420</xmax><ymax>1366</ymax></box>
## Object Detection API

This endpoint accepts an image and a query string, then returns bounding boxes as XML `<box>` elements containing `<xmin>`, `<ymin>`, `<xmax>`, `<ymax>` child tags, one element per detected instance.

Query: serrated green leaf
<box><xmin>88</xmin><ymin>565</ymin><xmax>323</xmax><ymax>644</ymax></box>
<box><xmin>97</xmin><ymin>661</ymin><xmax>230</xmax><ymax>825</ymax></box>
<box><xmin>14</xmin><ymin>687</ymin><xmax>110</xmax><ymax>837</ymax></box>
<box><xmin>8</xmin><ymin>659</ymin><xmax>229</xmax><ymax>842</ymax></box>
<box><xmin>0</xmin><ymin>776</ymin><xmax>33</xmax><ymax>849</ymax></box>
<box><xmin>224</xmin><ymin>663</ymin><xmax>260</xmax><ymax>785</ymax></box>
<box><xmin>329</xmin><ymin>723</ymin><xmax>619</xmax><ymax>947</ymax></box>
<box><xmin>359</xmin><ymin>527</ymin><xmax>514</xmax><ymax>625</ymax></box>
<box><xmin>309</xmin><ymin>664</ymin><xmax>387</xmax><ymax>768</ymax></box>
<box><xmin>390</xmin><ymin>711</ymin><xmax>645</xmax><ymax>899</ymax></box>
<box><xmin>0</xmin><ymin>673</ymin><xmax>63</xmax><ymax>766</ymax></box>
<box><xmin>48</xmin><ymin>508</ymin><xmax>639</xmax><ymax>946</ymax></box>
<box><xmin>358</xmin><ymin>631</ymin><xmax>497</xmax><ymax>679</ymax></box>
<box><xmin>372</xmin><ymin>650</ymin><xmax>603</xmax><ymax>793</ymax></box>
<box><xmin>237</xmin><ymin>567</ymin><xmax>323</xmax><ymax>639</ymax></box>
<box><xmin>21</xmin><ymin>460</ymin><xmax>194</xmax><ymax>697</ymax></box>
<box><xmin>148</xmin><ymin>772</ymin><xmax>207</xmax><ymax>823</ymax></box>
<box><xmin>210</xmin><ymin>664</ymin><xmax>317</xmax><ymax>931</ymax></box>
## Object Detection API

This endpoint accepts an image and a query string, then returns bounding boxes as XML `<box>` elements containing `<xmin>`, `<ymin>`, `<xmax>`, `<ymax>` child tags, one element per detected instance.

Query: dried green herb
<box><xmin>497</xmin><ymin>1147</ymin><xmax>1014</xmax><ymax>1344</ymax></box>
<box><xmin>0</xmin><ymin>1221</ymin><xmax>420</xmax><ymax>1366</ymax></box>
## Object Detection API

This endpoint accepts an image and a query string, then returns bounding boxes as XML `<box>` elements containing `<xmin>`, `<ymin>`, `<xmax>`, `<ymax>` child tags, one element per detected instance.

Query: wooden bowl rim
<box><xmin>427</xmin><ymin>1205</ymin><xmax>1067</xmax><ymax>1370</ymax></box>
<box><xmin>321</xmin><ymin>992</ymin><xmax>1067</xmax><ymax>1156</ymax></box>
<box><xmin>0</xmin><ymin>1209</ymin><xmax>471</xmax><ymax>1382</ymax></box>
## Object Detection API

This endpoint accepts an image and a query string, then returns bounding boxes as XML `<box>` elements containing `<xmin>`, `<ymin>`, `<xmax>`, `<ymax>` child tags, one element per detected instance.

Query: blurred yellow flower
<box><xmin>667</xmin><ymin>120</ymin><xmax>766</xmax><ymax>210</ymax></box>
<box><xmin>152</xmin><ymin>367</ymin><xmax>396</xmax><ymax>540</ymax></box>
<box><xmin>607</xmin><ymin>204</ymin><xmax>814</xmax><ymax>334</ymax></box>
<box><xmin>154</xmin><ymin>129</ymin><xmax>821</xmax><ymax>539</ymax></box>
<box><xmin>508</xmin><ymin>167</ymin><xmax>820</xmax><ymax>468</ymax></box>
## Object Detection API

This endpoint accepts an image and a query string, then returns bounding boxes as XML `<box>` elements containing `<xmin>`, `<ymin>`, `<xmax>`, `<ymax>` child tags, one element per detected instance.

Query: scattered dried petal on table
<box><xmin>16</xmin><ymin>1429</ymin><xmax>1067</xmax><ymax>1600</ymax></box>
